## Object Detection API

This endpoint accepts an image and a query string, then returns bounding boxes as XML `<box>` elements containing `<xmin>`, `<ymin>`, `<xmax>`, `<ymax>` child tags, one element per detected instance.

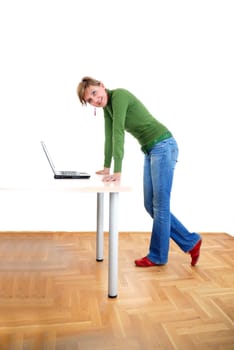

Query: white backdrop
<box><xmin>0</xmin><ymin>0</ymin><xmax>233</xmax><ymax>235</ymax></box>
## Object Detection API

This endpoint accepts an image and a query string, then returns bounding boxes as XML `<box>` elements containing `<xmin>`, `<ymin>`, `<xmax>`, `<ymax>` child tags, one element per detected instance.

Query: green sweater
<box><xmin>103</xmin><ymin>88</ymin><xmax>171</xmax><ymax>173</ymax></box>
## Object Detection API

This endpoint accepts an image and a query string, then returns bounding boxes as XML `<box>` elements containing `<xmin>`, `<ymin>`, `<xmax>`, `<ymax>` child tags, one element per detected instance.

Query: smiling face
<box><xmin>83</xmin><ymin>83</ymin><xmax>108</xmax><ymax>108</ymax></box>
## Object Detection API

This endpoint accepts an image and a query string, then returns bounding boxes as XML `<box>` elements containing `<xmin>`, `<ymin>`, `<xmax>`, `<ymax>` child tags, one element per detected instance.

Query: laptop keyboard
<box><xmin>60</xmin><ymin>171</ymin><xmax>78</xmax><ymax>175</ymax></box>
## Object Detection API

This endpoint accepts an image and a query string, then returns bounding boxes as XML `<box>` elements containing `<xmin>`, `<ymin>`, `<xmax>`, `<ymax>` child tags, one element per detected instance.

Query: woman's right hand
<box><xmin>95</xmin><ymin>168</ymin><xmax>110</xmax><ymax>175</ymax></box>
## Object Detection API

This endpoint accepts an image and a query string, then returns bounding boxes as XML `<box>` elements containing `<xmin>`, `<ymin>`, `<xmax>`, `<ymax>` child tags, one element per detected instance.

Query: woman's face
<box><xmin>84</xmin><ymin>83</ymin><xmax>108</xmax><ymax>107</ymax></box>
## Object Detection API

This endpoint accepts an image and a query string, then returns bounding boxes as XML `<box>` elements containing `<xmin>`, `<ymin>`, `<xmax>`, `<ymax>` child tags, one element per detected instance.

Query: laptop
<box><xmin>41</xmin><ymin>141</ymin><xmax>91</xmax><ymax>179</ymax></box>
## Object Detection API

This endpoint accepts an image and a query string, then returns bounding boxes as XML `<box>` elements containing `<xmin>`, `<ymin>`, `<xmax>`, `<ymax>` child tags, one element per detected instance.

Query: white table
<box><xmin>0</xmin><ymin>175</ymin><xmax>131</xmax><ymax>298</ymax></box>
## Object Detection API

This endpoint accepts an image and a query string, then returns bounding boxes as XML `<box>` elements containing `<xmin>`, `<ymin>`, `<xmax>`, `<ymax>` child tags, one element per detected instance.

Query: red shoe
<box><xmin>135</xmin><ymin>256</ymin><xmax>160</xmax><ymax>267</ymax></box>
<box><xmin>189</xmin><ymin>239</ymin><xmax>202</xmax><ymax>266</ymax></box>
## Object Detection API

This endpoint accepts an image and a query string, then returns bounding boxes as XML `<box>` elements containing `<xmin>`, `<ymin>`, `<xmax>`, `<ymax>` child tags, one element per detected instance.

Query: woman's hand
<box><xmin>96</xmin><ymin>168</ymin><xmax>110</xmax><ymax>175</ymax></box>
<box><xmin>102</xmin><ymin>172</ymin><xmax>121</xmax><ymax>182</ymax></box>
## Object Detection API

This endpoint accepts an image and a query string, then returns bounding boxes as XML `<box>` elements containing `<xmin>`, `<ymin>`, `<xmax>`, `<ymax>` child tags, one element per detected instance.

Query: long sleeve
<box><xmin>103</xmin><ymin>90</ymin><xmax>128</xmax><ymax>172</ymax></box>
<box><xmin>103</xmin><ymin>109</ymin><xmax>113</xmax><ymax>169</ymax></box>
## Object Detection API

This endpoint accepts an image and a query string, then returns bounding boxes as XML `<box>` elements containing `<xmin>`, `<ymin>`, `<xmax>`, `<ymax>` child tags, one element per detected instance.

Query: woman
<box><xmin>77</xmin><ymin>76</ymin><xmax>202</xmax><ymax>267</ymax></box>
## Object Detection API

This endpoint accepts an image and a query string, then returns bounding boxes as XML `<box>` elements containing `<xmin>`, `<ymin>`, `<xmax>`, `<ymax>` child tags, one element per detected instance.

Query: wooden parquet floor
<box><xmin>0</xmin><ymin>231</ymin><xmax>233</xmax><ymax>350</ymax></box>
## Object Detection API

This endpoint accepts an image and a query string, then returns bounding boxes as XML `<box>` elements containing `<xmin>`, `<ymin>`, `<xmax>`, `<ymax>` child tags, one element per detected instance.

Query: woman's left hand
<box><xmin>102</xmin><ymin>172</ymin><xmax>121</xmax><ymax>182</ymax></box>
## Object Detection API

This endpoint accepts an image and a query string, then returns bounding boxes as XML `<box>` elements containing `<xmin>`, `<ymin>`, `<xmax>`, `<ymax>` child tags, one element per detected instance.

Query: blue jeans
<box><xmin>143</xmin><ymin>137</ymin><xmax>201</xmax><ymax>264</ymax></box>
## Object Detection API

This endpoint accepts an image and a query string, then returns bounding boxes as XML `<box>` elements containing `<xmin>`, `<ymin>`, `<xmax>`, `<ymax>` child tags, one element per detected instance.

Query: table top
<box><xmin>0</xmin><ymin>174</ymin><xmax>132</xmax><ymax>193</ymax></box>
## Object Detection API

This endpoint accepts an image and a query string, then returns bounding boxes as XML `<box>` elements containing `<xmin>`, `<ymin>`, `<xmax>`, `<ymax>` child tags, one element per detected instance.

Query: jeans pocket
<box><xmin>171</xmin><ymin>146</ymin><xmax>179</xmax><ymax>166</ymax></box>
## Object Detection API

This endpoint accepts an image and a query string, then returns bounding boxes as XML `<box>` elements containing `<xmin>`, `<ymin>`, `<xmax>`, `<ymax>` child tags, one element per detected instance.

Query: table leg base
<box><xmin>96</xmin><ymin>258</ymin><xmax>104</xmax><ymax>262</ymax></box>
<box><xmin>108</xmin><ymin>294</ymin><xmax>118</xmax><ymax>298</ymax></box>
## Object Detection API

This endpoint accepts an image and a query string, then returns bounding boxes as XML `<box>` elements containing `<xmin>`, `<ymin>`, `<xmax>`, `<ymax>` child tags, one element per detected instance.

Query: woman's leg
<box><xmin>143</xmin><ymin>152</ymin><xmax>154</xmax><ymax>219</ymax></box>
<box><xmin>170</xmin><ymin>213</ymin><xmax>201</xmax><ymax>252</ymax></box>
<box><xmin>145</xmin><ymin>138</ymin><xmax>178</xmax><ymax>264</ymax></box>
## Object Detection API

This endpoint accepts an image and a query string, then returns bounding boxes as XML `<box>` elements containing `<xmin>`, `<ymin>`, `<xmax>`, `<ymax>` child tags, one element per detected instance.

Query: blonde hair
<box><xmin>77</xmin><ymin>76</ymin><xmax>101</xmax><ymax>105</ymax></box>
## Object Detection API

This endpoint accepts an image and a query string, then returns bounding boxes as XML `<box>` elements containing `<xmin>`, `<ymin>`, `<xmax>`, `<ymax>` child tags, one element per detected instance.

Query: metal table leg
<box><xmin>108</xmin><ymin>192</ymin><xmax>119</xmax><ymax>298</ymax></box>
<box><xmin>96</xmin><ymin>192</ymin><xmax>104</xmax><ymax>261</ymax></box>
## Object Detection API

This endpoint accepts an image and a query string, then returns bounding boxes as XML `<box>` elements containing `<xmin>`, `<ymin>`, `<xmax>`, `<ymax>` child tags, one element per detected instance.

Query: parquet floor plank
<box><xmin>0</xmin><ymin>231</ymin><xmax>233</xmax><ymax>350</ymax></box>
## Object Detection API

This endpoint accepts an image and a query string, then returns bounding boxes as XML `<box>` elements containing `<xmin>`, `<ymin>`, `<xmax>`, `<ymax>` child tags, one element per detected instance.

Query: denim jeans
<box><xmin>143</xmin><ymin>137</ymin><xmax>201</xmax><ymax>264</ymax></box>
